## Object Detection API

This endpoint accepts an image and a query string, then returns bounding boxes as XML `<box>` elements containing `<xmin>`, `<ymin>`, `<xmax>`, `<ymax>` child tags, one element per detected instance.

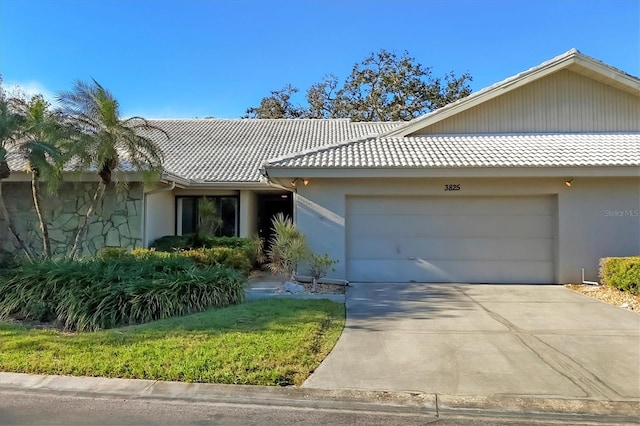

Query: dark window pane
<box><xmin>219</xmin><ymin>197</ymin><xmax>238</xmax><ymax>237</ymax></box>
<box><xmin>181</xmin><ymin>198</ymin><xmax>197</xmax><ymax>234</ymax></box>
<box><xmin>177</xmin><ymin>196</ymin><xmax>239</xmax><ymax>237</ymax></box>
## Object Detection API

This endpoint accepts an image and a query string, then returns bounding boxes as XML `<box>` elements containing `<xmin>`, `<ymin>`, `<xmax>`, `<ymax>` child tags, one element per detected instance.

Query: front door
<box><xmin>257</xmin><ymin>193</ymin><xmax>293</xmax><ymax>249</ymax></box>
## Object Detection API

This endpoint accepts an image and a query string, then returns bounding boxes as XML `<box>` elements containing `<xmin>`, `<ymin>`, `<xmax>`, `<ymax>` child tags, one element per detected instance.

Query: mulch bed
<box><xmin>565</xmin><ymin>284</ymin><xmax>639</xmax><ymax>313</ymax></box>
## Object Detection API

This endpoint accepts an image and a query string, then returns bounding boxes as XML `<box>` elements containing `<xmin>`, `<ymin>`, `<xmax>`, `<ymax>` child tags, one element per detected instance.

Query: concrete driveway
<box><xmin>303</xmin><ymin>283</ymin><xmax>640</xmax><ymax>402</ymax></box>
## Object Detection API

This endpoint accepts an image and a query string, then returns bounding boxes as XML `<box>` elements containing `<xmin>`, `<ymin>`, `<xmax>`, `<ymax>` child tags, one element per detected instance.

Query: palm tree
<box><xmin>19</xmin><ymin>95</ymin><xmax>68</xmax><ymax>259</ymax></box>
<box><xmin>58</xmin><ymin>79</ymin><xmax>166</xmax><ymax>259</ymax></box>
<box><xmin>0</xmin><ymin>84</ymin><xmax>34</xmax><ymax>260</ymax></box>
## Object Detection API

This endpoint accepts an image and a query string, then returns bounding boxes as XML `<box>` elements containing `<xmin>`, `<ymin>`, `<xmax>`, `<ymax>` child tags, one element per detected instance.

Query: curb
<box><xmin>436</xmin><ymin>394</ymin><xmax>640</xmax><ymax>422</ymax></box>
<box><xmin>1</xmin><ymin>372</ymin><xmax>638</xmax><ymax>422</ymax></box>
<box><xmin>0</xmin><ymin>373</ymin><xmax>433</xmax><ymax>415</ymax></box>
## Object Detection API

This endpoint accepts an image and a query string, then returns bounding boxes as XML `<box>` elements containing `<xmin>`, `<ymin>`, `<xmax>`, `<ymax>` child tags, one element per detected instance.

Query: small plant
<box><xmin>266</xmin><ymin>213</ymin><xmax>309</xmax><ymax>282</ymax></box>
<box><xmin>307</xmin><ymin>253</ymin><xmax>339</xmax><ymax>293</ymax></box>
<box><xmin>198</xmin><ymin>197</ymin><xmax>223</xmax><ymax>236</ymax></box>
<box><xmin>252</xmin><ymin>234</ymin><xmax>266</xmax><ymax>265</ymax></box>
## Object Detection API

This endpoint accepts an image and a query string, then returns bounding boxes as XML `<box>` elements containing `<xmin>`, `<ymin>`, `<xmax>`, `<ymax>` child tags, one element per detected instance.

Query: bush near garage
<box><xmin>0</xmin><ymin>257</ymin><xmax>246</xmax><ymax>331</ymax></box>
<box><xmin>599</xmin><ymin>256</ymin><xmax>640</xmax><ymax>295</ymax></box>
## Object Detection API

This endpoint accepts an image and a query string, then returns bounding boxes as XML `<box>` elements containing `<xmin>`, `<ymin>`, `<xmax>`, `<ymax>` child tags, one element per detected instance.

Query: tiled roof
<box><xmin>145</xmin><ymin>119</ymin><xmax>400</xmax><ymax>182</ymax></box>
<box><xmin>6</xmin><ymin>146</ymin><xmax>141</xmax><ymax>174</ymax></box>
<box><xmin>5</xmin><ymin>119</ymin><xmax>400</xmax><ymax>181</ymax></box>
<box><xmin>264</xmin><ymin>133</ymin><xmax>640</xmax><ymax>168</ymax></box>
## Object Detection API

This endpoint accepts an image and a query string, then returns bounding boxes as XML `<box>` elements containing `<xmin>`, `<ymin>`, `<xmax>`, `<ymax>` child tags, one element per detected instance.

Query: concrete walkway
<box><xmin>303</xmin><ymin>283</ymin><xmax>640</xmax><ymax>403</ymax></box>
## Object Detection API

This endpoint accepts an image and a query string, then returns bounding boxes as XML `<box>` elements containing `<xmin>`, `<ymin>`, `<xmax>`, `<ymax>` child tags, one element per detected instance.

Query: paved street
<box><xmin>0</xmin><ymin>388</ymin><xmax>631</xmax><ymax>425</ymax></box>
<box><xmin>0</xmin><ymin>389</ymin><xmax>434</xmax><ymax>426</ymax></box>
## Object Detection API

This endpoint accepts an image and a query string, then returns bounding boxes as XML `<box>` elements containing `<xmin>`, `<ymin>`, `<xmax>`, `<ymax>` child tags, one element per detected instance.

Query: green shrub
<box><xmin>599</xmin><ymin>256</ymin><xmax>640</xmax><ymax>295</ymax></box>
<box><xmin>129</xmin><ymin>247</ymin><xmax>252</xmax><ymax>276</ymax></box>
<box><xmin>148</xmin><ymin>235</ymin><xmax>194</xmax><ymax>252</ymax></box>
<box><xmin>97</xmin><ymin>247</ymin><xmax>129</xmax><ymax>260</ymax></box>
<box><xmin>151</xmin><ymin>235</ymin><xmax>254</xmax><ymax>251</ymax></box>
<box><xmin>187</xmin><ymin>247</ymin><xmax>252</xmax><ymax>275</ymax></box>
<box><xmin>150</xmin><ymin>235</ymin><xmax>259</xmax><ymax>266</ymax></box>
<box><xmin>0</xmin><ymin>258</ymin><xmax>247</xmax><ymax>331</ymax></box>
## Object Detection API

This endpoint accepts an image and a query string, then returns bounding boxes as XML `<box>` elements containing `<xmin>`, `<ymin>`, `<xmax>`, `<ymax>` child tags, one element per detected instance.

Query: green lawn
<box><xmin>0</xmin><ymin>298</ymin><xmax>345</xmax><ymax>386</ymax></box>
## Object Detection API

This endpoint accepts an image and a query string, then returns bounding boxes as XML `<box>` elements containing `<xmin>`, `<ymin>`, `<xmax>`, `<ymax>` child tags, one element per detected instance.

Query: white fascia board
<box><xmin>186</xmin><ymin>181</ymin><xmax>271</xmax><ymax>190</ymax></box>
<box><xmin>573</xmin><ymin>56</ymin><xmax>640</xmax><ymax>93</ymax></box>
<box><xmin>160</xmin><ymin>172</ymin><xmax>190</xmax><ymax>187</ymax></box>
<box><xmin>4</xmin><ymin>171</ymin><xmax>35</xmax><ymax>182</ymax></box>
<box><xmin>264</xmin><ymin>166</ymin><xmax>640</xmax><ymax>179</ymax></box>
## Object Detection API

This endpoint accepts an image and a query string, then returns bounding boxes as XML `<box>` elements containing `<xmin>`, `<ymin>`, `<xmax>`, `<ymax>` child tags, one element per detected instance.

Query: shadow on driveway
<box><xmin>303</xmin><ymin>282</ymin><xmax>640</xmax><ymax>402</ymax></box>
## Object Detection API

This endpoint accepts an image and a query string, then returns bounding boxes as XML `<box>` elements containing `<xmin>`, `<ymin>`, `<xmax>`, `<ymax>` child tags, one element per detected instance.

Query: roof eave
<box><xmin>263</xmin><ymin>165</ymin><xmax>640</xmax><ymax>179</ymax></box>
<box><xmin>184</xmin><ymin>181</ymin><xmax>271</xmax><ymax>190</ymax></box>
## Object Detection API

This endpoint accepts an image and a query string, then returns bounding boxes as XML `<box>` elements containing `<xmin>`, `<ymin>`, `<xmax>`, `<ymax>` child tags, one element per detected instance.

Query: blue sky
<box><xmin>1</xmin><ymin>0</ymin><xmax>638</xmax><ymax>118</ymax></box>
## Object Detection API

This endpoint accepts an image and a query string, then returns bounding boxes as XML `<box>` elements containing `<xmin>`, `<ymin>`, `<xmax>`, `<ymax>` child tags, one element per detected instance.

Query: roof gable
<box><xmin>383</xmin><ymin>49</ymin><xmax>640</xmax><ymax>137</ymax></box>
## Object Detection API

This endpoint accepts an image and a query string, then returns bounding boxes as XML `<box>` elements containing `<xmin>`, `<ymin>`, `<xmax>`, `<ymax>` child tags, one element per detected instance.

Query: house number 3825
<box><xmin>444</xmin><ymin>184</ymin><xmax>461</xmax><ymax>191</ymax></box>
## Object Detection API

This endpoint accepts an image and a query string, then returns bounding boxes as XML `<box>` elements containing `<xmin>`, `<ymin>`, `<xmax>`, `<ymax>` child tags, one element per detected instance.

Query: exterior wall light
<box><xmin>565</xmin><ymin>179</ymin><xmax>573</xmax><ymax>187</ymax></box>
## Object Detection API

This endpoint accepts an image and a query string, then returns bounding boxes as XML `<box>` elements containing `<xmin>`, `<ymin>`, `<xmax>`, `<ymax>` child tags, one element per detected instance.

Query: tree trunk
<box><xmin>31</xmin><ymin>173</ymin><xmax>51</xmax><ymax>259</ymax></box>
<box><xmin>69</xmin><ymin>182</ymin><xmax>106</xmax><ymax>259</ymax></box>
<box><xmin>0</xmin><ymin>179</ymin><xmax>34</xmax><ymax>261</ymax></box>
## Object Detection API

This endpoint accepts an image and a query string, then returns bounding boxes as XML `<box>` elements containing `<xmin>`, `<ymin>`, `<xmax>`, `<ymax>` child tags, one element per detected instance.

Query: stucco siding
<box><xmin>239</xmin><ymin>190</ymin><xmax>258</xmax><ymax>238</ymax></box>
<box><xmin>295</xmin><ymin>177</ymin><xmax>639</xmax><ymax>283</ymax></box>
<box><xmin>144</xmin><ymin>190</ymin><xmax>175</xmax><ymax>246</ymax></box>
<box><xmin>412</xmin><ymin>70</ymin><xmax>640</xmax><ymax>134</ymax></box>
<box><xmin>557</xmin><ymin>177</ymin><xmax>640</xmax><ymax>282</ymax></box>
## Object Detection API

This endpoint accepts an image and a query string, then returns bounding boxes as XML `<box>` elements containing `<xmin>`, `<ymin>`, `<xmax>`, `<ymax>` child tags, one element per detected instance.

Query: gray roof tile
<box><xmin>5</xmin><ymin>119</ymin><xmax>401</xmax><ymax>182</ymax></box>
<box><xmin>146</xmin><ymin>119</ymin><xmax>400</xmax><ymax>182</ymax></box>
<box><xmin>265</xmin><ymin>133</ymin><xmax>640</xmax><ymax>168</ymax></box>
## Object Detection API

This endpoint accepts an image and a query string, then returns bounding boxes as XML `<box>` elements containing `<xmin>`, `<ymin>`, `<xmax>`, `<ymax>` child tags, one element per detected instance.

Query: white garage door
<box><xmin>346</xmin><ymin>196</ymin><xmax>556</xmax><ymax>284</ymax></box>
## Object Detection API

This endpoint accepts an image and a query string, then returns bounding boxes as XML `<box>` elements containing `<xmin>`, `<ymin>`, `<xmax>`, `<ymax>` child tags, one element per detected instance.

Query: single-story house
<box><xmin>262</xmin><ymin>49</ymin><xmax>640</xmax><ymax>284</ymax></box>
<box><xmin>2</xmin><ymin>49</ymin><xmax>638</xmax><ymax>284</ymax></box>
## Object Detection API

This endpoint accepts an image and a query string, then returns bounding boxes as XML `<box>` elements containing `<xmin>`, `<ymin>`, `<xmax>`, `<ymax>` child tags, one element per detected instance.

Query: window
<box><xmin>176</xmin><ymin>196</ymin><xmax>239</xmax><ymax>237</ymax></box>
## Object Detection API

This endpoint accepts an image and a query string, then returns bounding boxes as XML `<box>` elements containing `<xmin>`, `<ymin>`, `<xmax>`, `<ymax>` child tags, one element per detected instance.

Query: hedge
<box><xmin>0</xmin><ymin>257</ymin><xmax>247</xmax><ymax>331</ymax></box>
<box><xmin>99</xmin><ymin>247</ymin><xmax>252</xmax><ymax>276</ymax></box>
<box><xmin>599</xmin><ymin>256</ymin><xmax>640</xmax><ymax>295</ymax></box>
<box><xmin>150</xmin><ymin>235</ymin><xmax>258</xmax><ymax>266</ymax></box>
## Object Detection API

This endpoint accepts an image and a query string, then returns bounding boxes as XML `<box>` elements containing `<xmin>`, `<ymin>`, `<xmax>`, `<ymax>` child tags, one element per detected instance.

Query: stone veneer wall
<box><xmin>0</xmin><ymin>181</ymin><xmax>143</xmax><ymax>258</ymax></box>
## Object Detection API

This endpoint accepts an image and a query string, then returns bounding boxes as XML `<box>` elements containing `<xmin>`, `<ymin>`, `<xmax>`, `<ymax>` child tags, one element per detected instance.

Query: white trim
<box><xmin>265</xmin><ymin>166</ymin><xmax>640</xmax><ymax>180</ymax></box>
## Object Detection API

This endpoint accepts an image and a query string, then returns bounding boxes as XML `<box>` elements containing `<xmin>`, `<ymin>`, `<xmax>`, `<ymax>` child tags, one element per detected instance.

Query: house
<box><xmin>1</xmin><ymin>119</ymin><xmax>398</xmax><ymax>257</ymax></box>
<box><xmin>263</xmin><ymin>49</ymin><xmax>640</xmax><ymax>284</ymax></box>
<box><xmin>2</xmin><ymin>49</ymin><xmax>638</xmax><ymax>284</ymax></box>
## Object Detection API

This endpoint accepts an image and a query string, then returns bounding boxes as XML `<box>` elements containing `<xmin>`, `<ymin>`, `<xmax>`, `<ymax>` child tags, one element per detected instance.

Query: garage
<box><xmin>346</xmin><ymin>196</ymin><xmax>556</xmax><ymax>283</ymax></box>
